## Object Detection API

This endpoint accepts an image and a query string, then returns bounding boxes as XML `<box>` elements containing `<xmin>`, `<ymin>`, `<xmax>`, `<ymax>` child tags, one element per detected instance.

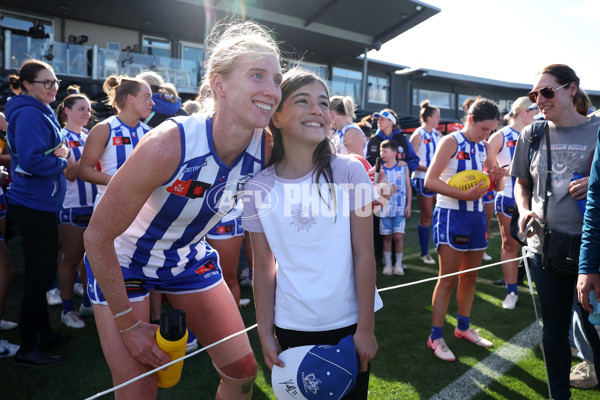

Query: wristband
<box><xmin>119</xmin><ymin>320</ymin><xmax>142</xmax><ymax>333</ymax></box>
<box><xmin>113</xmin><ymin>307</ymin><xmax>132</xmax><ymax>318</ymax></box>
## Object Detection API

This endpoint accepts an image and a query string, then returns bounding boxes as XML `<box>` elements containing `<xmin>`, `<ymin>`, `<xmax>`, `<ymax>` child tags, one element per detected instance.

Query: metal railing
<box><xmin>3</xmin><ymin>30</ymin><xmax>200</xmax><ymax>93</ymax></box>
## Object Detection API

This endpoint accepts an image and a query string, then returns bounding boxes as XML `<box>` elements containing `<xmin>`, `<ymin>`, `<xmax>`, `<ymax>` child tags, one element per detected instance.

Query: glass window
<box><xmin>284</xmin><ymin>59</ymin><xmax>328</xmax><ymax>80</ymax></box>
<box><xmin>0</xmin><ymin>11</ymin><xmax>53</xmax><ymax>37</ymax></box>
<box><xmin>179</xmin><ymin>41</ymin><xmax>203</xmax><ymax>89</ymax></box>
<box><xmin>413</xmin><ymin>89</ymin><xmax>454</xmax><ymax>110</ymax></box>
<box><xmin>331</xmin><ymin>67</ymin><xmax>362</xmax><ymax>104</ymax></box>
<box><xmin>368</xmin><ymin>75</ymin><xmax>388</xmax><ymax>104</ymax></box>
<box><xmin>142</xmin><ymin>35</ymin><xmax>171</xmax><ymax>58</ymax></box>
<box><xmin>498</xmin><ymin>99</ymin><xmax>512</xmax><ymax>115</ymax></box>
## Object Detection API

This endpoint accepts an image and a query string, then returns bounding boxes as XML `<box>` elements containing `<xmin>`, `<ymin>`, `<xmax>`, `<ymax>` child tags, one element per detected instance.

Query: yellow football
<box><xmin>446</xmin><ymin>170</ymin><xmax>490</xmax><ymax>191</ymax></box>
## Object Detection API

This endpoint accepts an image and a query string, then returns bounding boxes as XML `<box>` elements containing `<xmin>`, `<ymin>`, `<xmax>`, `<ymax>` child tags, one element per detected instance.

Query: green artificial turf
<box><xmin>1</xmin><ymin>203</ymin><xmax>598</xmax><ymax>399</ymax></box>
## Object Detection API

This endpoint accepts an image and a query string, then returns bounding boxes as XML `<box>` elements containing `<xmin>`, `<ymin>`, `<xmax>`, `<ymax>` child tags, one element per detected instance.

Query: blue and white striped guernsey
<box><xmin>412</xmin><ymin>126</ymin><xmax>441</xmax><ymax>179</ymax></box>
<box><xmin>437</xmin><ymin>130</ymin><xmax>487</xmax><ymax>212</ymax></box>
<box><xmin>333</xmin><ymin>123</ymin><xmax>367</xmax><ymax>157</ymax></box>
<box><xmin>113</xmin><ymin>114</ymin><xmax>266</xmax><ymax>278</ymax></box>
<box><xmin>95</xmin><ymin>115</ymin><xmax>149</xmax><ymax>205</ymax></box>
<box><xmin>62</xmin><ymin>128</ymin><xmax>98</xmax><ymax>208</ymax></box>
<box><xmin>496</xmin><ymin>126</ymin><xmax>519</xmax><ymax>198</ymax></box>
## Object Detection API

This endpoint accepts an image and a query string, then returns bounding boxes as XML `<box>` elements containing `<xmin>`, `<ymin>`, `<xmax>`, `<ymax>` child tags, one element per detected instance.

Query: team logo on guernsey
<box><xmin>506</xmin><ymin>140</ymin><xmax>516</xmax><ymax>148</ymax></box>
<box><xmin>423</xmin><ymin>138</ymin><xmax>431</xmax><ymax>144</ymax></box>
<box><xmin>113</xmin><ymin>137</ymin><xmax>132</xmax><ymax>146</ymax></box>
<box><xmin>195</xmin><ymin>260</ymin><xmax>216</xmax><ymax>275</ymax></box>
<box><xmin>68</xmin><ymin>140</ymin><xmax>82</xmax><ymax>148</ymax></box>
<box><xmin>456</xmin><ymin>151</ymin><xmax>470</xmax><ymax>160</ymax></box>
<box><xmin>167</xmin><ymin>179</ymin><xmax>211</xmax><ymax>199</ymax></box>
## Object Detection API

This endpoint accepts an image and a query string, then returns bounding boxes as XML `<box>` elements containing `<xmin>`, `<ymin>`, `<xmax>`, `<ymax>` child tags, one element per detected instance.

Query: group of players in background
<box><xmin>1</xmin><ymin>18</ymin><xmax>597</xmax><ymax>400</ymax></box>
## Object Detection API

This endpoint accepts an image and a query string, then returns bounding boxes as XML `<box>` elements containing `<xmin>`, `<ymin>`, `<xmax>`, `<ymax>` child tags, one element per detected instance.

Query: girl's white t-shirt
<box><xmin>243</xmin><ymin>155</ymin><xmax>383</xmax><ymax>331</ymax></box>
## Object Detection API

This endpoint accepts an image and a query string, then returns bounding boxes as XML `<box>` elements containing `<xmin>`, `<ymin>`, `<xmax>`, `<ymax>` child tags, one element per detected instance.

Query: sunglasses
<box><xmin>31</xmin><ymin>79</ymin><xmax>61</xmax><ymax>89</ymax></box>
<box><xmin>527</xmin><ymin>82</ymin><xmax>569</xmax><ymax>103</ymax></box>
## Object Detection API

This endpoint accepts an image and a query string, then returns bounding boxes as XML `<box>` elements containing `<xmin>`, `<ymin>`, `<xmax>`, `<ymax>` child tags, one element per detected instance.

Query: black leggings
<box><xmin>275</xmin><ymin>324</ymin><xmax>370</xmax><ymax>400</ymax></box>
<box><xmin>8</xmin><ymin>202</ymin><xmax>59</xmax><ymax>353</ymax></box>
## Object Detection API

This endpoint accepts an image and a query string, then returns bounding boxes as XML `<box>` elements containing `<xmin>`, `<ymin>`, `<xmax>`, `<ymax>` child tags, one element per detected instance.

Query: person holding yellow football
<box><xmin>423</xmin><ymin>97</ymin><xmax>505</xmax><ymax>362</ymax></box>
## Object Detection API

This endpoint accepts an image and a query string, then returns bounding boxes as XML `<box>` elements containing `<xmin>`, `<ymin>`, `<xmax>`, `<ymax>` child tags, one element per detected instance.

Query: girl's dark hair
<box><xmin>8</xmin><ymin>59</ymin><xmax>53</xmax><ymax>95</ymax></box>
<box><xmin>464</xmin><ymin>97</ymin><xmax>500</xmax><ymax>123</ymax></box>
<box><xmin>267</xmin><ymin>67</ymin><xmax>334</xmax><ymax>193</ymax></box>
<box><xmin>538</xmin><ymin>64</ymin><xmax>591</xmax><ymax>116</ymax></box>
<box><xmin>56</xmin><ymin>85</ymin><xmax>93</xmax><ymax>127</ymax></box>
<box><xmin>420</xmin><ymin>100</ymin><xmax>439</xmax><ymax>124</ymax></box>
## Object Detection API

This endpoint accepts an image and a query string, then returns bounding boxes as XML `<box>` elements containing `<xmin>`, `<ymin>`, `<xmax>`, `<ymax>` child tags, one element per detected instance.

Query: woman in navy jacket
<box><xmin>5</xmin><ymin>59</ymin><xmax>70</xmax><ymax>367</ymax></box>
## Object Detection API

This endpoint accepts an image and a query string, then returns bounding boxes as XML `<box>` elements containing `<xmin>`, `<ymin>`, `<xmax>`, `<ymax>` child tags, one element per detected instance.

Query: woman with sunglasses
<box><xmin>512</xmin><ymin>64</ymin><xmax>600</xmax><ymax>400</ymax></box>
<box><xmin>5</xmin><ymin>59</ymin><xmax>71</xmax><ymax>367</ymax></box>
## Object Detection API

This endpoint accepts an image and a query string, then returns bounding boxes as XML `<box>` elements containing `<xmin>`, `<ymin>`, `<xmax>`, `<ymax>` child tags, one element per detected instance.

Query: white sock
<box><xmin>395</xmin><ymin>252</ymin><xmax>403</xmax><ymax>267</ymax></box>
<box><xmin>384</xmin><ymin>251</ymin><xmax>392</xmax><ymax>266</ymax></box>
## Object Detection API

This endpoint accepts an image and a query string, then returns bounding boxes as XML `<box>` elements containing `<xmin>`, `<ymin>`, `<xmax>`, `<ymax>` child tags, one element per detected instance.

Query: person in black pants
<box><xmin>5</xmin><ymin>59</ymin><xmax>71</xmax><ymax>367</ymax></box>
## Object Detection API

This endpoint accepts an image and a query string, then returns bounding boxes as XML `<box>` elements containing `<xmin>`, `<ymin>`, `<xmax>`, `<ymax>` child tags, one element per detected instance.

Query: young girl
<box><xmin>409</xmin><ymin>100</ymin><xmax>441</xmax><ymax>265</ymax></box>
<box><xmin>243</xmin><ymin>68</ymin><xmax>381</xmax><ymax>399</ymax></box>
<box><xmin>56</xmin><ymin>86</ymin><xmax>97</xmax><ymax>329</ymax></box>
<box><xmin>424</xmin><ymin>98</ymin><xmax>505</xmax><ymax>362</ymax></box>
<box><xmin>78</xmin><ymin>75</ymin><xmax>153</xmax><ymax>207</ymax></box>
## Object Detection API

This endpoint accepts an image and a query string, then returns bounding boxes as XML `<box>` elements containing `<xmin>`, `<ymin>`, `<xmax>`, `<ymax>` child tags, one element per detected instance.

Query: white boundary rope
<box><xmin>85</xmin><ymin>250</ymin><xmax>538</xmax><ymax>399</ymax></box>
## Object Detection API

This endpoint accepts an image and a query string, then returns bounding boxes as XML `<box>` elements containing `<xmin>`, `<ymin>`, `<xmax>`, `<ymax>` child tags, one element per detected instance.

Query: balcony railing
<box><xmin>3</xmin><ymin>30</ymin><xmax>200</xmax><ymax>93</ymax></box>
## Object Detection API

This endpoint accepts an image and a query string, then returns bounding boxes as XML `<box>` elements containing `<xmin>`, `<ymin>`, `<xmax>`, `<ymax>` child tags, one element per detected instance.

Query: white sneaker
<box><xmin>73</xmin><ymin>283</ymin><xmax>84</xmax><ymax>297</ymax></box>
<box><xmin>46</xmin><ymin>288</ymin><xmax>62</xmax><ymax>306</ymax></box>
<box><xmin>427</xmin><ymin>336</ymin><xmax>456</xmax><ymax>362</ymax></box>
<box><xmin>382</xmin><ymin>266</ymin><xmax>393</xmax><ymax>276</ymax></box>
<box><xmin>454</xmin><ymin>328</ymin><xmax>493</xmax><ymax>348</ymax></box>
<box><xmin>185</xmin><ymin>338</ymin><xmax>199</xmax><ymax>354</ymax></box>
<box><xmin>482</xmin><ymin>252</ymin><xmax>492</xmax><ymax>261</ymax></box>
<box><xmin>420</xmin><ymin>254</ymin><xmax>436</xmax><ymax>264</ymax></box>
<box><xmin>393</xmin><ymin>266</ymin><xmax>405</xmax><ymax>276</ymax></box>
<box><xmin>79</xmin><ymin>303</ymin><xmax>94</xmax><ymax>318</ymax></box>
<box><xmin>502</xmin><ymin>293</ymin><xmax>518</xmax><ymax>310</ymax></box>
<box><xmin>239</xmin><ymin>298</ymin><xmax>251</xmax><ymax>308</ymax></box>
<box><xmin>0</xmin><ymin>319</ymin><xmax>18</xmax><ymax>331</ymax></box>
<box><xmin>0</xmin><ymin>340</ymin><xmax>19</xmax><ymax>358</ymax></box>
<box><xmin>570</xmin><ymin>360</ymin><xmax>598</xmax><ymax>389</ymax></box>
<box><xmin>61</xmin><ymin>311</ymin><xmax>85</xmax><ymax>329</ymax></box>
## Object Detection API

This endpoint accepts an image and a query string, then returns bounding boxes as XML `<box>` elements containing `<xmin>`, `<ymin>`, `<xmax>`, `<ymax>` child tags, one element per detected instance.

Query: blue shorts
<box><xmin>412</xmin><ymin>177</ymin><xmax>436</xmax><ymax>197</ymax></box>
<box><xmin>206</xmin><ymin>215</ymin><xmax>244</xmax><ymax>240</ymax></box>
<box><xmin>59</xmin><ymin>206</ymin><xmax>94</xmax><ymax>228</ymax></box>
<box><xmin>433</xmin><ymin>207</ymin><xmax>487</xmax><ymax>251</ymax></box>
<box><xmin>380</xmin><ymin>215</ymin><xmax>406</xmax><ymax>235</ymax></box>
<box><xmin>84</xmin><ymin>246</ymin><xmax>224</xmax><ymax>305</ymax></box>
<box><xmin>482</xmin><ymin>189</ymin><xmax>495</xmax><ymax>204</ymax></box>
<box><xmin>494</xmin><ymin>193</ymin><xmax>515</xmax><ymax>218</ymax></box>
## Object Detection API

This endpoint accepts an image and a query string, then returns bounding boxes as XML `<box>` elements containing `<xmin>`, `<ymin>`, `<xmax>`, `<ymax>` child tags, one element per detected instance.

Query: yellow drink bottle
<box><xmin>155</xmin><ymin>309</ymin><xmax>189</xmax><ymax>388</ymax></box>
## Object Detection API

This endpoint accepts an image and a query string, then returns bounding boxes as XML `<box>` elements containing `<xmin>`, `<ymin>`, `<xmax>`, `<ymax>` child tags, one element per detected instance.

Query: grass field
<box><xmin>1</xmin><ymin>202</ymin><xmax>598</xmax><ymax>399</ymax></box>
